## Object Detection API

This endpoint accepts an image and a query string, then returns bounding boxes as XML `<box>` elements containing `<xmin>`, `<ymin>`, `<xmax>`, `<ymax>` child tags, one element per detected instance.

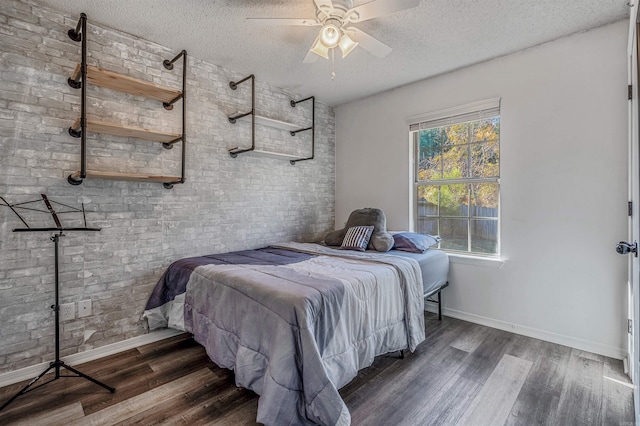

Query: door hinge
<box><xmin>629</xmin><ymin>85</ymin><xmax>633</xmax><ymax>100</ymax></box>
<box><xmin>629</xmin><ymin>201</ymin><xmax>633</xmax><ymax>216</ymax></box>
<box><xmin>629</xmin><ymin>319</ymin><xmax>633</xmax><ymax>334</ymax></box>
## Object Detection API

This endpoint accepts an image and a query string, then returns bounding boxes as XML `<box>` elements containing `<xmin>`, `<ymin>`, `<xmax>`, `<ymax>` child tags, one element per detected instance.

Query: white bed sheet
<box><xmin>385</xmin><ymin>248</ymin><xmax>449</xmax><ymax>295</ymax></box>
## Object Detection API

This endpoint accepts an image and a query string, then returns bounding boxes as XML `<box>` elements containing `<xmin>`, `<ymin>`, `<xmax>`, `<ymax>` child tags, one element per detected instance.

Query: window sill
<box><xmin>447</xmin><ymin>253</ymin><xmax>505</xmax><ymax>269</ymax></box>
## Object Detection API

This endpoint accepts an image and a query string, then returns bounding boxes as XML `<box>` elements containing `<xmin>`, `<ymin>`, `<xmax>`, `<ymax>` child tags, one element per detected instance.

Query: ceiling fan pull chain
<box><xmin>331</xmin><ymin>49</ymin><xmax>336</xmax><ymax>80</ymax></box>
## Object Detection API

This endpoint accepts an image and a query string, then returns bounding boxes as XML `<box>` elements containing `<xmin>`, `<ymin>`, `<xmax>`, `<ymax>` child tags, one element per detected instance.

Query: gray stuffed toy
<box><xmin>325</xmin><ymin>207</ymin><xmax>394</xmax><ymax>252</ymax></box>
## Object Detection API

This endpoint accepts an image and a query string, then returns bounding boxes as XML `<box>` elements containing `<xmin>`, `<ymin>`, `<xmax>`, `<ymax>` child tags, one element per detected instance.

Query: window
<box><xmin>410</xmin><ymin>99</ymin><xmax>500</xmax><ymax>256</ymax></box>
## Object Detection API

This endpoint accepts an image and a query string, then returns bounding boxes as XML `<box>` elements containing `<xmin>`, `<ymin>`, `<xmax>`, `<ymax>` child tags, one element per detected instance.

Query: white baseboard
<box><xmin>424</xmin><ymin>300</ymin><xmax>440</xmax><ymax>315</ymax></box>
<box><xmin>0</xmin><ymin>328</ymin><xmax>184</xmax><ymax>388</ymax></box>
<box><xmin>425</xmin><ymin>301</ymin><xmax>626</xmax><ymax>360</ymax></box>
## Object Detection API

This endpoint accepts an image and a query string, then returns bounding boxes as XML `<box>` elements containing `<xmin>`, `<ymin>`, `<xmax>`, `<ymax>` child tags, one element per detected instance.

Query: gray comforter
<box><xmin>143</xmin><ymin>242</ymin><xmax>425</xmax><ymax>425</ymax></box>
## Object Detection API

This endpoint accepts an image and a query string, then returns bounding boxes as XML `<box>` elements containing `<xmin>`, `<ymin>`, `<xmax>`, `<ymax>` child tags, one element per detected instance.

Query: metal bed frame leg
<box><xmin>425</xmin><ymin>281</ymin><xmax>449</xmax><ymax>321</ymax></box>
<box><xmin>394</xmin><ymin>282</ymin><xmax>451</xmax><ymax>361</ymax></box>
<box><xmin>426</xmin><ymin>290</ymin><xmax>443</xmax><ymax>320</ymax></box>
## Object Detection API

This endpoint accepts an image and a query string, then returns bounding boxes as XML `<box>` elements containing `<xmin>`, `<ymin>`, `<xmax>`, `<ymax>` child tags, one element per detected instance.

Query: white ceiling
<box><xmin>37</xmin><ymin>0</ymin><xmax>629</xmax><ymax>106</ymax></box>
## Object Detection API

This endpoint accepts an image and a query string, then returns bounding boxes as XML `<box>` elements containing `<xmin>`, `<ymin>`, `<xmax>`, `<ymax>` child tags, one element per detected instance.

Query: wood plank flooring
<box><xmin>0</xmin><ymin>314</ymin><xmax>634</xmax><ymax>425</ymax></box>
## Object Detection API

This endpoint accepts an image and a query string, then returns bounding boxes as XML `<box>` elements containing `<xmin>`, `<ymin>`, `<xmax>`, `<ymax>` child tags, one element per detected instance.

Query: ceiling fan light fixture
<box><xmin>319</xmin><ymin>22</ymin><xmax>340</xmax><ymax>48</ymax></box>
<box><xmin>338</xmin><ymin>32</ymin><xmax>358</xmax><ymax>58</ymax></box>
<box><xmin>310</xmin><ymin>36</ymin><xmax>330</xmax><ymax>59</ymax></box>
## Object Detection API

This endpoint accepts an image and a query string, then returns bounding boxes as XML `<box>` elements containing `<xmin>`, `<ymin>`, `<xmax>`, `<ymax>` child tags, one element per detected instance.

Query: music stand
<box><xmin>0</xmin><ymin>194</ymin><xmax>114</xmax><ymax>412</ymax></box>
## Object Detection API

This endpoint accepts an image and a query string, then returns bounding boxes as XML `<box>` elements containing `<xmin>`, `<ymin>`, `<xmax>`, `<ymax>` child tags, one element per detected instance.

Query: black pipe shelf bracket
<box><xmin>66</xmin><ymin>13</ymin><xmax>187</xmax><ymax>189</ymax></box>
<box><xmin>227</xmin><ymin>74</ymin><xmax>256</xmax><ymax>158</ymax></box>
<box><xmin>227</xmin><ymin>75</ymin><xmax>315</xmax><ymax>164</ymax></box>
<box><xmin>288</xmin><ymin>96</ymin><xmax>315</xmax><ymax>165</ymax></box>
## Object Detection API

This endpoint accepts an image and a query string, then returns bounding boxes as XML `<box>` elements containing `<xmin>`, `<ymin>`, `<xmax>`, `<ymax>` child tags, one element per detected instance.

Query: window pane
<box><xmin>419</xmin><ymin>128</ymin><xmax>445</xmax><ymax>149</ymax></box>
<box><xmin>439</xmin><ymin>184</ymin><xmax>468</xmax><ymax>217</ymax></box>
<box><xmin>417</xmin><ymin>148</ymin><xmax>442</xmax><ymax>181</ymax></box>
<box><xmin>417</xmin><ymin>218</ymin><xmax>438</xmax><ymax>236</ymax></box>
<box><xmin>418</xmin><ymin>196</ymin><xmax>438</xmax><ymax>217</ymax></box>
<box><xmin>470</xmin><ymin>139</ymin><xmax>499</xmax><ymax>178</ymax></box>
<box><xmin>439</xmin><ymin>218</ymin><xmax>468</xmax><ymax>251</ymax></box>
<box><xmin>470</xmin><ymin>183</ymin><xmax>498</xmax><ymax>217</ymax></box>
<box><xmin>471</xmin><ymin>219</ymin><xmax>498</xmax><ymax>254</ymax></box>
<box><xmin>443</xmin><ymin>122</ymin><xmax>472</xmax><ymax>146</ymax></box>
<box><xmin>417</xmin><ymin>187</ymin><xmax>439</xmax><ymax>216</ymax></box>
<box><xmin>442</xmin><ymin>145</ymin><xmax>469</xmax><ymax>179</ymax></box>
<box><xmin>470</xmin><ymin>118</ymin><xmax>500</xmax><ymax>143</ymax></box>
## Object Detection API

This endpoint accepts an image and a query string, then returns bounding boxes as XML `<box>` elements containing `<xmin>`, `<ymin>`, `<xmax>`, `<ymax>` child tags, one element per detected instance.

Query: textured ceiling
<box><xmin>37</xmin><ymin>0</ymin><xmax>628</xmax><ymax>106</ymax></box>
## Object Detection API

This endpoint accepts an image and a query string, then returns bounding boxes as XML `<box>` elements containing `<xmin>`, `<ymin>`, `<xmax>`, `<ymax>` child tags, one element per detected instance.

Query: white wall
<box><xmin>335</xmin><ymin>21</ymin><xmax>629</xmax><ymax>358</ymax></box>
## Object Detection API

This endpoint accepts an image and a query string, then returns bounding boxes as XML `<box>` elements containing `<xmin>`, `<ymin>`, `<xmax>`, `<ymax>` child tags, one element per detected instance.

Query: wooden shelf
<box><xmin>71</xmin><ymin>118</ymin><xmax>181</xmax><ymax>143</ymax></box>
<box><xmin>65</xmin><ymin>15</ymin><xmax>186</xmax><ymax>189</ymax></box>
<box><xmin>71</xmin><ymin>64</ymin><xmax>182</xmax><ymax>103</ymax></box>
<box><xmin>230</xmin><ymin>112</ymin><xmax>301</xmax><ymax>132</ymax></box>
<box><xmin>228</xmin><ymin>148</ymin><xmax>301</xmax><ymax>161</ymax></box>
<box><xmin>69</xmin><ymin>170</ymin><xmax>182</xmax><ymax>183</ymax></box>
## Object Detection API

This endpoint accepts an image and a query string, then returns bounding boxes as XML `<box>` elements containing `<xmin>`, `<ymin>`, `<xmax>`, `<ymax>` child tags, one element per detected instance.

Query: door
<box><xmin>626</xmin><ymin>7</ymin><xmax>640</xmax><ymax>421</ymax></box>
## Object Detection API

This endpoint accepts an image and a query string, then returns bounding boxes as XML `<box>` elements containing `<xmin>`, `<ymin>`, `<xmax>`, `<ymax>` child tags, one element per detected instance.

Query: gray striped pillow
<box><xmin>340</xmin><ymin>226</ymin><xmax>374</xmax><ymax>251</ymax></box>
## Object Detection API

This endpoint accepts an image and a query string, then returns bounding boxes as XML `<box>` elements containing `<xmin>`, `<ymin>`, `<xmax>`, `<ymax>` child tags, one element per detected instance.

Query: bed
<box><xmin>386</xmin><ymin>248</ymin><xmax>450</xmax><ymax>319</ymax></box>
<box><xmin>143</xmin><ymin>242</ymin><xmax>449</xmax><ymax>425</ymax></box>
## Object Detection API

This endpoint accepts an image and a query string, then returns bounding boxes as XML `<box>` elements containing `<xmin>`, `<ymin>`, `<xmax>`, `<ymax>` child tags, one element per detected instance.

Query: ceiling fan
<box><xmin>248</xmin><ymin>0</ymin><xmax>421</xmax><ymax>63</ymax></box>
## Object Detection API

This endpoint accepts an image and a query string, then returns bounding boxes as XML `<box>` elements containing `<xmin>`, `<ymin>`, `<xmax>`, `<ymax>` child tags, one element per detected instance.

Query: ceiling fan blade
<box><xmin>348</xmin><ymin>0</ymin><xmax>420</xmax><ymax>23</ymax></box>
<box><xmin>346</xmin><ymin>27</ymin><xmax>392</xmax><ymax>58</ymax></box>
<box><xmin>314</xmin><ymin>0</ymin><xmax>334</xmax><ymax>12</ymax></box>
<box><xmin>246</xmin><ymin>18</ymin><xmax>320</xmax><ymax>26</ymax></box>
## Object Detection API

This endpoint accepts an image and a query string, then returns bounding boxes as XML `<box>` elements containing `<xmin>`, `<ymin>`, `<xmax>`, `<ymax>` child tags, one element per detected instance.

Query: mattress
<box><xmin>386</xmin><ymin>248</ymin><xmax>449</xmax><ymax>296</ymax></box>
<box><xmin>143</xmin><ymin>242</ymin><xmax>426</xmax><ymax>425</ymax></box>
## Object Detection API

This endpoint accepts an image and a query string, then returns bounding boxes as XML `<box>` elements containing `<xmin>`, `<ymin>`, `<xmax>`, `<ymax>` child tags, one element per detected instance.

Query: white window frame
<box><xmin>408</xmin><ymin>98</ymin><xmax>501</xmax><ymax>258</ymax></box>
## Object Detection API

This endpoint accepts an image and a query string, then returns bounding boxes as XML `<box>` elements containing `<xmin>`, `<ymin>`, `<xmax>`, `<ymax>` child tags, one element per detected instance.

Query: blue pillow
<box><xmin>392</xmin><ymin>232</ymin><xmax>441</xmax><ymax>253</ymax></box>
<box><xmin>340</xmin><ymin>226</ymin><xmax>374</xmax><ymax>251</ymax></box>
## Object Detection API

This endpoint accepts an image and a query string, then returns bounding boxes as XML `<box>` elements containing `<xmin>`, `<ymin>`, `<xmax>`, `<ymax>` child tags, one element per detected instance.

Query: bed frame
<box><xmin>399</xmin><ymin>280</ymin><xmax>449</xmax><ymax>359</ymax></box>
<box><xmin>425</xmin><ymin>281</ymin><xmax>449</xmax><ymax>320</ymax></box>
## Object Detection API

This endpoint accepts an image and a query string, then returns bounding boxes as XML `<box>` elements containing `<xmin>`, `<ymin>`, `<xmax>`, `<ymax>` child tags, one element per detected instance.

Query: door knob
<box><xmin>616</xmin><ymin>241</ymin><xmax>638</xmax><ymax>257</ymax></box>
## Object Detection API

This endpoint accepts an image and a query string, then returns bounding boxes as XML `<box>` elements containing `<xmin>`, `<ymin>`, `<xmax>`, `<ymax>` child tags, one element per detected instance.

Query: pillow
<box><xmin>340</xmin><ymin>226</ymin><xmax>374</xmax><ymax>252</ymax></box>
<box><xmin>325</xmin><ymin>208</ymin><xmax>394</xmax><ymax>252</ymax></box>
<box><xmin>392</xmin><ymin>232</ymin><xmax>441</xmax><ymax>253</ymax></box>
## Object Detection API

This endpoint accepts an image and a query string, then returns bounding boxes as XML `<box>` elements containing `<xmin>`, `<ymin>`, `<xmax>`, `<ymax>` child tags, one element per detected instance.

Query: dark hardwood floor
<box><xmin>0</xmin><ymin>313</ymin><xmax>635</xmax><ymax>425</ymax></box>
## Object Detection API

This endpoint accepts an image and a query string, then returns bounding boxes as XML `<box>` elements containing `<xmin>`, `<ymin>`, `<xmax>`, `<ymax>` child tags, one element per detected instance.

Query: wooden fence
<box><xmin>417</xmin><ymin>200</ymin><xmax>497</xmax><ymax>239</ymax></box>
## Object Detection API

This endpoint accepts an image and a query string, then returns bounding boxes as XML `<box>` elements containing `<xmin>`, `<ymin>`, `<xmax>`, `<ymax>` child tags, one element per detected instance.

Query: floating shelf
<box><xmin>68</xmin><ymin>170</ymin><xmax>182</xmax><ymax>184</ymax></box>
<box><xmin>65</xmin><ymin>13</ymin><xmax>187</xmax><ymax>189</ymax></box>
<box><xmin>226</xmin><ymin>74</ymin><xmax>315</xmax><ymax>165</ymax></box>
<box><xmin>70</xmin><ymin>64</ymin><xmax>181</xmax><ymax>104</ymax></box>
<box><xmin>226</xmin><ymin>148</ymin><xmax>301</xmax><ymax>161</ymax></box>
<box><xmin>70</xmin><ymin>118</ymin><xmax>182</xmax><ymax>143</ymax></box>
<box><xmin>229</xmin><ymin>112</ymin><xmax>300</xmax><ymax>132</ymax></box>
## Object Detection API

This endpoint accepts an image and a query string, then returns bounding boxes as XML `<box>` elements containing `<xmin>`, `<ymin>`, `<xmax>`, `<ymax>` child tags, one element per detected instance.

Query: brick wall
<box><xmin>0</xmin><ymin>0</ymin><xmax>335</xmax><ymax>373</ymax></box>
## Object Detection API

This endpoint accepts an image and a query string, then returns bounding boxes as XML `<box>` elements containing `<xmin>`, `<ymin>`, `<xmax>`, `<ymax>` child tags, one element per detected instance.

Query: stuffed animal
<box><xmin>325</xmin><ymin>207</ymin><xmax>394</xmax><ymax>252</ymax></box>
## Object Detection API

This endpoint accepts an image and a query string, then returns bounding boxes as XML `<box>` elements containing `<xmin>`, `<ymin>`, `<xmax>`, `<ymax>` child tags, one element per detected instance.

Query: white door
<box><xmin>626</xmin><ymin>6</ymin><xmax>640</xmax><ymax>421</ymax></box>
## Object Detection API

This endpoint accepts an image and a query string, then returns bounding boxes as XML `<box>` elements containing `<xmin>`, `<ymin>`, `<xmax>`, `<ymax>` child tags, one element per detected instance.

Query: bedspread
<box><xmin>143</xmin><ymin>242</ymin><xmax>425</xmax><ymax>425</ymax></box>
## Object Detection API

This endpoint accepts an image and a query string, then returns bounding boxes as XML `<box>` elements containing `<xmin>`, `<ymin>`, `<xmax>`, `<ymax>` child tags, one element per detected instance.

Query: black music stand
<box><xmin>0</xmin><ymin>194</ymin><xmax>114</xmax><ymax>412</ymax></box>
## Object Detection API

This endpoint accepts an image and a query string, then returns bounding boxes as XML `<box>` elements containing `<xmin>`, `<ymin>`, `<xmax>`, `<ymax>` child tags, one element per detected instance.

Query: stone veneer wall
<box><xmin>0</xmin><ymin>0</ymin><xmax>335</xmax><ymax>374</ymax></box>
